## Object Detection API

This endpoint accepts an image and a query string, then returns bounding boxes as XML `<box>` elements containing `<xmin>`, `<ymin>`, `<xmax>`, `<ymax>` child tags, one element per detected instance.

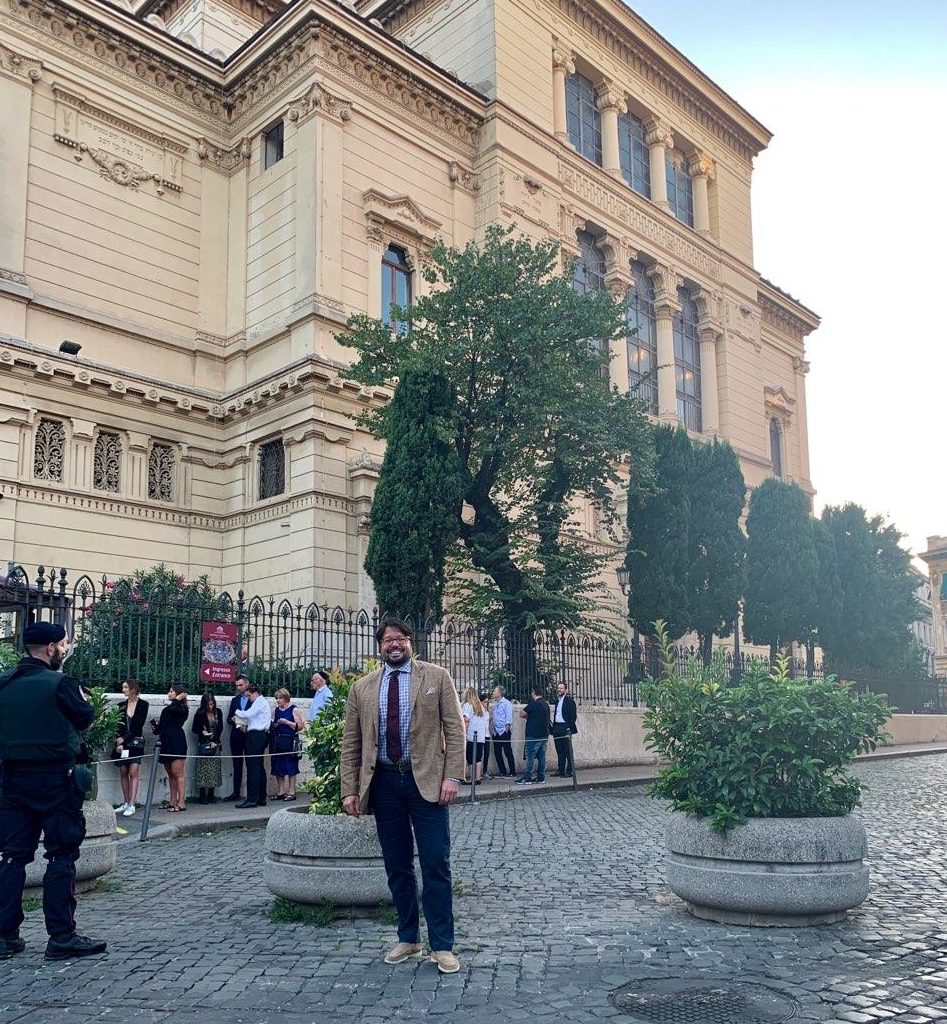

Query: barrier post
<box><xmin>568</xmin><ymin>731</ymin><xmax>577</xmax><ymax>792</ymax></box>
<box><xmin>469</xmin><ymin>731</ymin><xmax>478</xmax><ymax>804</ymax></box>
<box><xmin>139</xmin><ymin>744</ymin><xmax>160</xmax><ymax>841</ymax></box>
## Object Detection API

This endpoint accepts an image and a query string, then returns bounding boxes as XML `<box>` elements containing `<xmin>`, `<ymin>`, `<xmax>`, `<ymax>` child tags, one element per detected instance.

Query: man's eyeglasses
<box><xmin>381</xmin><ymin>637</ymin><xmax>409</xmax><ymax>646</ymax></box>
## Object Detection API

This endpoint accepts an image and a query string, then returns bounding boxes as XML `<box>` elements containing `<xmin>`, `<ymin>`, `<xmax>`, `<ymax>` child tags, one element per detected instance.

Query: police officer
<box><xmin>0</xmin><ymin>622</ymin><xmax>107</xmax><ymax>960</ymax></box>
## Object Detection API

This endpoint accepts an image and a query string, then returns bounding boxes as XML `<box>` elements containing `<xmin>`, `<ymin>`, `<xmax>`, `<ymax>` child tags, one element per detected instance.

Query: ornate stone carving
<box><xmin>552</xmin><ymin>44</ymin><xmax>576</xmax><ymax>75</ymax></box>
<box><xmin>148</xmin><ymin>443</ymin><xmax>175</xmax><ymax>502</ymax></box>
<box><xmin>448</xmin><ymin>161</ymin><xmax>480</xmax><ymax>192</ymax></box>
<box><xmin>197</xmin><ymin>137</ymin><xmax>251</xmax><ymax>173</ymax></box>
<box><xmin>0</xmin><ymin>40</ymin><xmax>42</xmax><ymax>82</ymax></box>
<box><xmin>53</xmin><ymin>86</ymin><xmax>185</xmax><ymax>195</ymax></box>
<box><xmin>759</xmin><ymin>295</ymin><xmax>815</xmax><ymax>341</ymax></box>
<box><xmin>363</xmin><ymin>188</ymin><xmax>442</xmax><ymax>245</ymax></box>
<box><xmin>644</xmin><ymin>117</ymin><xmax>674</xmax><ymax>150</ymax></box>
<box><xmin>33</xmin><ymin>418</ymin><xmax>65</xmax><ymax>482</ymax></box>
<box><xmin>0</xmin><ymin>267</ymin><xmax>28</xmax><ymax>286</ymax></box>
<box><xmin>687</xmin><ymin>152</ymin><xmax>716</xmax><ymax>180</ymax></box>
<box><xmin>792</xmin><ymin>357</ymin><xmax>811</xmax><ymax>375</ymax></box>
<box><xmin>93</xmin><ymin>431</ymin><xmax>122</xmax><ymax>493</ymax></box>
<box><xmin>286</xmin><ymin>80</ymin><xmax>353</xmax><ymax>125</ymax></box>
<box><xmin>764</xmin><ymin>385</ymin><xmax>795</xmax><ymax>423</ymax></box>
<box><xmin>595</xmin><ymin>80</ymin><xmax>626</xmax><ymax>115</ymax></box>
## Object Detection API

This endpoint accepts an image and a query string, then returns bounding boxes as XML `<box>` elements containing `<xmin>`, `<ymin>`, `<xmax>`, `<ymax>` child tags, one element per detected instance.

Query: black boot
<box><xmin>198</xmin><ymin>789</ymin><xmax>208</xmax><ymax>805</ymax></box>
<box><xmin>0</xmin><ymin>933</ymin><xmax>25</xmax><ymax>959</ymax></box>
<box><xmin>207</xmin><ymin>788</ymin><xmax>217</xmax><ymax>804</ymax></box>
<box><xmin>45</xmin><ymin>933</ymin><xmax>107</xmax><ymax>960</ymax></box>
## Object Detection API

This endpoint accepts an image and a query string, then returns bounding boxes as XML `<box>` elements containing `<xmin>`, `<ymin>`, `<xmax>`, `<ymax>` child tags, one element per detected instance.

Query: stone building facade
<box><xmin>0</xmin><ymin>0</ymin><xmax>819</xmax><ymax>611</ymax></box>
<box><xmin>921</xmin><ymin>538</ymin><xmax>947</xmax><ymax>678</ymax></box>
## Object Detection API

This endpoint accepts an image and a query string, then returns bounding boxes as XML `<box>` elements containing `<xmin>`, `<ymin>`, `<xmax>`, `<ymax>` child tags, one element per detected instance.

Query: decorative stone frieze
<box><xmin>759</xmin><ymin>295</ymin><xmax>814</xmax><ymax>342</ymax></box>
<box><xmin>197</xmin><ymin>136</ymin><xmax>251</xmax><ymax>173</ymax></box>
<box><xmin>363</xmin><ymin>188</ymin><xmax>442</xmax><ymax>248</ymax></box>
<box><xmin>764</xmin><ymin>384</ymin><xmax>795</xmax><ymax>424</ymax></box>
<box><xmin>286</xmin><ymin>79</ymin><xmax>353</xmax><ymax>125</ymax></box>
<box><xmin>0</xmin><ymin>39</ymin><xmax>42</xmax><ymax>82</ymax></box>
<box><xmin>448</xmin><ymin>161</ymin><xmax>480</xmax><ymax>192</ymax></box>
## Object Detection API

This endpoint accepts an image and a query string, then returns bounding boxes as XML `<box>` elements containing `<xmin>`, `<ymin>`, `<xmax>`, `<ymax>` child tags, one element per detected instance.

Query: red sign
<box><xmin>199</xmin><ymin>621</ymin><xmax>239</xmax><ymax>684</ymax></box>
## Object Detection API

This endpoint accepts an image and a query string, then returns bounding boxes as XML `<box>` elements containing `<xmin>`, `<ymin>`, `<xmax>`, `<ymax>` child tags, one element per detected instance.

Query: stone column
<box><xmin>552</xmin><ymin>47</ymin><xmax>576</xmax><ymax>143</ymax></box>
<box><xmin>596</xmin><ymin>83</ymin><xmax>626</xmax><ymax>178</ymax></box>
<box><xmin>688</xmin><ymin>153</ymin><xmax>715</xmax><ymax>237</ymax></box>
<box><xmin>605</xmin><ymin>269</ymin><xmax>632</xmax><ymax>392</ymax></box>
<box><xmin>0</xmin><ymin>45</ymin><xmax>42</xmax><ymax>316</ymax></box>
<box><xmin>126</xmin><ymin>433</ymin><xmax>150</xmax><ymax>500</ymax></box>
<box><xmin>69</xmin><ymin>420</ymin><xmax>95</xmax><ymax>492</ymax></box>
<box><xmin>645</xmin><ymin>119</ymin><xmax>674</xmax><ymax>212</ymax></box>
<box><xmin>651</xmin><ymin>277</ymin><xmax>679</xmax><ymax>424</ymax></box>
<box><xmin>698</xmin><ymin>326</ymin><xmax>720</xmax><ymax>435</ymax></box>
<box><xmin>792</xmin><ymin>357</ymin><xmax>812</xmax><ymax>485</ymax></box>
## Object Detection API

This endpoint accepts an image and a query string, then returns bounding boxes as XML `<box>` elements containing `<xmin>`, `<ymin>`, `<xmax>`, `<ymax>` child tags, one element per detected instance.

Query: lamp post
<box><xmin>616</xmin><ymin>565</ymin><xmax>641</xmax><ymax>696</ymax></box>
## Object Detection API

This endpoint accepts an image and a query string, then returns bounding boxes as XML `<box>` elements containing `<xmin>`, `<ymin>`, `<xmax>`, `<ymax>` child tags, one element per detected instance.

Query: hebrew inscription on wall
<box><xmin>53</xmin><ymin>86</ymin><xmax>186</xmax><ymax>196</ymax></box>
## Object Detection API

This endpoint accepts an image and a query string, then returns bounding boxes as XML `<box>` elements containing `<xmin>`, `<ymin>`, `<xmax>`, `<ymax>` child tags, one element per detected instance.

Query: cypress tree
<box><xmin>808</xmin><ymin>517</ymin><xmax>842</xmax><ymax>675</ymax></box>
<box><xmin>743</xmin><ymin>478</ymin><xmax>818</xmax><ymax>659</ymax></box>
<box><xmin>626</xmin><ymin>425</ymin><xmax>693</xmax><ymax>640</ymax></box>
<box><xmin>689</xmin><ymin>439</ymin><xmax>746</xmax><ymax>664</ymax></box>
<box><xmin>364</xmin><ymin>368</ymin><xmax>464</xmax><ymax>623</ymax></box>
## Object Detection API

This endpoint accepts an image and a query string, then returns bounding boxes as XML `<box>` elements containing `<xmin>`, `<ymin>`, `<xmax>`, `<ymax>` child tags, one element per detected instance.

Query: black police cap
<box><xmin>23</xmin><ymin>622</ymin><xmax>66</xmax><ymax>646</ymax></box>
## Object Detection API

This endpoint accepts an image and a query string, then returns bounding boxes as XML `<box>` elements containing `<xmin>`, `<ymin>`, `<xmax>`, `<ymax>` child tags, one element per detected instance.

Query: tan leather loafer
<box><xmin>384</xmin><ymin>941</ymin><xmax>423</xmax><ymax>965</ymax></box>
<box><xmin>429</xmin><ymin>950</ymin><xmax>460</xmax><ymax>974</ymax></box>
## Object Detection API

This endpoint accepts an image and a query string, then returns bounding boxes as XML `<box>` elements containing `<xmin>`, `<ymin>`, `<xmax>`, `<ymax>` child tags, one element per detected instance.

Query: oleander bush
<box><xmin>642</xmin><ymin>621</ymin><xmax>891</xmax><ymax>832</ymax></box>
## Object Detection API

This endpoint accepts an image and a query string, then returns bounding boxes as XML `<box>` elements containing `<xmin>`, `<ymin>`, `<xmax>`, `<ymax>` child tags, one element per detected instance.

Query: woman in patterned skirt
<box><xmin>191</xmin><ymin>692</ymin><xmax>224</xmax><ymax>803</ymax></box>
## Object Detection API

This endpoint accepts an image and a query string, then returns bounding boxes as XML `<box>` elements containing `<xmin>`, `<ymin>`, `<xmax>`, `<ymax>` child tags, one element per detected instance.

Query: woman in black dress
<box><xmin>153</xmin><ymin>684</ymin><xmax>189</xmax><ymax>812</ymax></box>
<box><xmin>114</xmin><ymin>679</ymin><xmax>149</xmax><ymax>818</ymax></box>
<box><xmin>191</xmin><ymin>692</ymin><xmax>224</xmax><ymax>804</ymax></box>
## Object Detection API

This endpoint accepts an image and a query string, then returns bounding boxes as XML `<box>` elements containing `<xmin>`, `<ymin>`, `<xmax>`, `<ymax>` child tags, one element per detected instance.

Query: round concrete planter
<box><xmin>25</xmin><ymin>799</ymin><xmax>117</xmax><ymax>895</ymax></box>
<box><xmin>666</xmin><ymin>811</ymin><xmax>869</xmax><ymax>926</ymax></box>
<box><xmin>264</xmin><ymin>807</ymin><xmax>392</xmax><ymax>906</ymax></box>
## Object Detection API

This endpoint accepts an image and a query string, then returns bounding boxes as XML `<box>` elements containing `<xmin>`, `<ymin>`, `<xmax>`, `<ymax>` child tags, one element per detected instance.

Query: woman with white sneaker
<box><xmin>114</xmin><ymin>679</ymin><xmax>148</xmax><ymax>818</ymax></box>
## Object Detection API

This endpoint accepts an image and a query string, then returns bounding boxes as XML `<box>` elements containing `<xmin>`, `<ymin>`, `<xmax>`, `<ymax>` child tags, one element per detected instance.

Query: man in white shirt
<box><xmin>308</xmin><ymin>670</ymin><xmax>334</xmax><ymax>724</ymax></box>
<box><xmin>552</xmin><ymin>682</ymin><xmax>578</xmax><ymax>777</ymax></box>
<box><xmin>234</xmin><ymin>683</ymin><xmax>272</xmax><ymax>808</ymax></box>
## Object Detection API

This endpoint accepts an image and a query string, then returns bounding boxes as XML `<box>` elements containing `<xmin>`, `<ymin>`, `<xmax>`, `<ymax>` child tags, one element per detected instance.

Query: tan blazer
<box><xmin>341</xmin><ymin>660</ymin><xmax>466</xmax><ymax>813</ymax></box>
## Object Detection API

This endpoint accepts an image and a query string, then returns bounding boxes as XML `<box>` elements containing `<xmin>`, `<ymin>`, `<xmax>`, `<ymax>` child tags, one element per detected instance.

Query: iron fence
<box><xmin>0</xmin><ymin>564</ymin><xmax>943</xmax><ymax>711</ymax></box>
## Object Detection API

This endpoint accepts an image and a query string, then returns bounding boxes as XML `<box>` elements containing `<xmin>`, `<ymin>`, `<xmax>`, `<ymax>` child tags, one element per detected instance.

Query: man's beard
<box><xmin>49</xmin><ymin>651</ymin><xmax>63</xmax><ymax>671</ymax></box>
<box><xmin>383</xmin><ymin>648</ymin><xmax>409</xmax><ymax>666</ymax></box>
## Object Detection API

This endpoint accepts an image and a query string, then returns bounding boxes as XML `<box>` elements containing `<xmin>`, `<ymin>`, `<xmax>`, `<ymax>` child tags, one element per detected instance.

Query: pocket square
<box><xmin>424</xmin><ymin>686</ymin><xmax>436</xmax><ymax>695</ymax></box>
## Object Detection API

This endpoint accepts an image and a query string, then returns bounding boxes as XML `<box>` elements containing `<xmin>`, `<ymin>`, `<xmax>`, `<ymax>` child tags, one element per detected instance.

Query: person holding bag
<box><xmin>191</xmin><ymin>692</ymin><xmax>224</xmax><ymax>804</ymax></box>
<box><xmin>153</xmin><ymin>684</ymin><xmax>189</xmax><ymax>812</ymax></box>
<box><xmin>269</xmin><ymin>688</ymin><xmax>304</xmax><ymax>801</ymax></box>
<box><xmin>113</xmin><ymin>679</ymin><xmax>148</xmax><ymax>818</ymax></box>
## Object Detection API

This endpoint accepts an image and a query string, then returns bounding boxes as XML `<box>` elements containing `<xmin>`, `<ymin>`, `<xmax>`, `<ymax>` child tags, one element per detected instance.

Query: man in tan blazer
<box><xmin>341</xmin><ymin>616</ymin><xmax>466</xmax><ymax>974</ymax></box>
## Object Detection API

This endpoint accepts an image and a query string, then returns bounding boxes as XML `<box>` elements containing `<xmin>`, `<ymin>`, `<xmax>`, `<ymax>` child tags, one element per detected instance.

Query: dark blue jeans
<box><xmin>521</xmin><ymin>739</ymin><xmax>546</xmax><ymax>782</ymax></box>
<box><xmin>0</xmin><ymin>765</ymin><xmax>86</xmax><ymax>940</ymax></box>
<box><xmin>370</xmin><ymin>768</ymin><xmax>454</xmax><ymax>952</ymax></box>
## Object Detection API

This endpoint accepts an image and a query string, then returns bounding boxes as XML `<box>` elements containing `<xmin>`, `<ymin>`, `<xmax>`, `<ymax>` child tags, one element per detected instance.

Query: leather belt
<box><xmin>375</xmin><ymin>761</ymin><xmax>412</xmax><ymax>774</ymax></box>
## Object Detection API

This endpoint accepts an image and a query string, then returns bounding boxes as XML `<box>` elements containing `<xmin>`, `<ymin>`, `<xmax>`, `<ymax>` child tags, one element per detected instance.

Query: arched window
<box><xmin>572</xmin><ymin>230</ymin><xmax>605</xmax><ymax>295</ymax></box>
<box><xmin>674</xmin><ymin>288</ymin><xmax>701</xmax><ymax>431</ymax></box>
<box><xmin>34</xmin><ymin>418</ymin><xmax>65</xmax><ymax>482</ymax></box>
<box><xmin>381</xmin><ymin>244</ymin><xmax>412</xmax><ymax>334</ymax></box>
<box><xmin>148</xmin><ymin>442</ymin><xmax>175</xmax><ymax>503</ymax></box>
<box><xmin>627</xmin><ymin>262</ymin><xmax>657</xmax><ymax>413</ymax></box>
<box><xmin>618</xmin><ymin>112</ymin><xmax>650</xmax><ymax>198</ymax></box>
<box><xmin>769</xmin><ymin>417</ymin><xmax>783</xmax><ymax>477</ymax></box>
<box><xmin>565</xmin><ymin>73</ymin><xmax>602</xmax><ymax>165</ymax></box>
<box><xmin>666</xmin><ymin>151</ymin><xmax>694</xmax><ymax>227</ymax></box>
<box><xmin>259</xmin><ymin>438</ymin><xmax>286</xmax><ymax>500</ymax></box>
<box><xmin>93</xmin><ymin>431</ymin><xmax>122</xmax><ymax>493</ymax></box>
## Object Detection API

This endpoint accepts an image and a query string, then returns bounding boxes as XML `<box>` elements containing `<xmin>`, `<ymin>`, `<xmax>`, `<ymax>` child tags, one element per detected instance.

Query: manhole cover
<box><xmin>610</xmin><ymin>978</ymin><xmax>795</xmax><ymax>1024</ymax></box>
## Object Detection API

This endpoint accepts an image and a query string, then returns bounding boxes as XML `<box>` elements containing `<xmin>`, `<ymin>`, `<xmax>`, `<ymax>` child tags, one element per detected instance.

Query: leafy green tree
<box><xmin>625</xmin><ymin>425</ymin><xmax>693</xmax><ymax>640</ymax></box>
<box><xmin>818</xmin><ymin>503</ymin><xmax>918</xmax><ymax>670</ymax></box>
<box><xmin>743</xmin><ymin>478</ymin><xmax>818</xmax><ymax>660</ymax></box>
<box><xmin>340</xmin><ymin>226</ymin><xmax>653</xmax><ymax>683</ymax></box>
<box><xmin>688</xmin><ymin>438</ymin><xmax>746</xmax><ymax>664</ymax></box>
<box><xmin>364</xmin><ymin>369</ymin><xmax>464</xmax><ymax>623</ymax></box>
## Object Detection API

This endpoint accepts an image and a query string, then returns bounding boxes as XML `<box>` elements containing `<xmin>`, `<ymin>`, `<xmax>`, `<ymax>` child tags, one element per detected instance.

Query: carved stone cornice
<box><xmin>0</xmin><ymin>39</ymin><xmax>42</xmax><ymax>82</ymax></box>
<box><xmin>759</xmin><ymin>294</ymin><xmax>815</xmax><ymax>342</ymax></box>
<box><xmin>363</xmin><ymin>188</ymin><xmax>442</xmax><ymax>246</ymax></box>
<box><xmin>138</xmin><ymin>0</ymin><xmax>284</xmax><ymax>27</ymax></box>
<box><xmin>197</xmin><ymin>136</ymin><xmax>251</xmax><ymax>173</ymax></box>
<box><xmin>286</xmin><ymin>79</ymin><xmax>353</xmax><ymax>126</ymax></box>
<box><xmin>552</xmin><ymin>44</ymin><xmax>576</xmax><ymax>75</ymax></box>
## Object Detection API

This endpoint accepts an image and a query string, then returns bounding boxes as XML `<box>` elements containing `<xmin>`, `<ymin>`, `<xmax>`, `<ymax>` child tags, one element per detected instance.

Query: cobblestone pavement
<box><xmin>3</xmin><ymin>756</ymin><xmax>947</xmax><ymax>1024</ymax></box>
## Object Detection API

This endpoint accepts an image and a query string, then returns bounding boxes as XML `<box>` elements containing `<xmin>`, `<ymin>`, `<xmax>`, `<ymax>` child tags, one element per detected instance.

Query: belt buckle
<box><xmin>397</xmin><ymin>761</ymin><xmax>410</xmax><ymax>775</ymax></box>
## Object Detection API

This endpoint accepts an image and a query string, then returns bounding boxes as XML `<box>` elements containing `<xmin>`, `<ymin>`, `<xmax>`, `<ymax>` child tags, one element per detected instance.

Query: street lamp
<box><xmin>616</xmin><ymin>564</ymin><xmax>630</xmax><ymax>595</ymax></box>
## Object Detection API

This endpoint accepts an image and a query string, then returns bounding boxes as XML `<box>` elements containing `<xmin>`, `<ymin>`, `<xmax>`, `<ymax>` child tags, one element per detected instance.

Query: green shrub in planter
<box><xmin>301</xmin><ymin>671</ymin><xmax>359</xmax><ymax>815</ymax></box>
<box><xmin>642</xmin><ymin>621</ymin><xmax>891</xmax><ymax>833</ymax></box>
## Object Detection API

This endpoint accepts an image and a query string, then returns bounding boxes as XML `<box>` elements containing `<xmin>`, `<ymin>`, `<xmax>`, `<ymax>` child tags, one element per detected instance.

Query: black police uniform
<box><xmin>0</xmin><ymin>624</ymin><xmax>106</xmax><ymax>960</ymax></box>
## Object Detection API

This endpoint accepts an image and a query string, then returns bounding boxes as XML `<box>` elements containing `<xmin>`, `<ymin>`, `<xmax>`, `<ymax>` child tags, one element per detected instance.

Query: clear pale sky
<box><xmin>628</xmin><ymin>0</ymin><xmax>946</xmax><ymax>563</ymax></box>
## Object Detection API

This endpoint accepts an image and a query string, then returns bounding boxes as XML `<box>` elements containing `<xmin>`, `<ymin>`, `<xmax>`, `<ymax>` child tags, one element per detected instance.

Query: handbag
<box><xmin>197</xmin><ymin>741</ymin><xmax>217</xmax><ymax>756</ymax></box>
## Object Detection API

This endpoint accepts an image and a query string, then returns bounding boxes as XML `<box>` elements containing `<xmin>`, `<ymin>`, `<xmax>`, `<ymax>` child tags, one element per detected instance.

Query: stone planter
<box><xmin>666</xmin><ymin>811</ymin><xmax>869</xmax><ymax>926</ymax></box>
<box><xmin>264</xmin><ymin>807</ymin><xmax>392</xmax><ymax>906</ymax></box>
<box><xmin>25</xmin><ymin>799</ymin><xmax>117</xmax><ymax>895</ymax></box>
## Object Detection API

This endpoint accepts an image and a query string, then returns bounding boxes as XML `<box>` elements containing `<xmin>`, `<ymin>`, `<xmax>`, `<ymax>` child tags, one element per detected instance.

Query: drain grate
<box><xmin>610</xmin><ymin>978</ymin><xmax>796</xmax><ymax>1024</ymax></box>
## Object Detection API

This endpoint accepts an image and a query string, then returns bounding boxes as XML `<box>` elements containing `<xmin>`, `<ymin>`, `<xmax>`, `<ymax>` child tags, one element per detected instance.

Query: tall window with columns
<box><xmin>381</xmin><ymin>244</ymin><xmax>412</xmax><ymax>334</ymax></box>
<box><xmin>666</xmin><ymin>151</ymin><xmax>695</xmax><ymax>227</ymax></box>
<box><xmin>627</xmin><ymin>262</ymin><xmax>658</xmax><ymax>413</ymax></box>
<box><xmin>674</xmin><ymin>289</ymin><xmax>702</xmax><ymax>431</ymax></box>
<box><xmin>769</xmin><ymin>418</ymin><xmax>784</xmax><ymax>477</ymax></box>
<box><xmin>572</xmin><ymin>231</ymin><xmax>605</xmax><ymax>294</ymax></box>
<box><xmin>565</xmin><ymin>73</ymin><xmax>602</xmax><ymax>165</ymax></box>
<box><xmin>618</xmin><ymin>112</ymin><xmax>651</xmax><ymax>198</ymax></box>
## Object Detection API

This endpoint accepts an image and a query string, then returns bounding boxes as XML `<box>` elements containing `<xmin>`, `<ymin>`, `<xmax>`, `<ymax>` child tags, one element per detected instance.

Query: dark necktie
<box><xmin>386</xmin><ymin>670</ymin><xmax>402</xmax><ymax>763</ymax></box>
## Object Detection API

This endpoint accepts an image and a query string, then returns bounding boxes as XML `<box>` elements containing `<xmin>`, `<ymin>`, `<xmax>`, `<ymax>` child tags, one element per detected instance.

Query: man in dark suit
<box><xmin>224</xmin><ymin>675</ymin><xmax>250</xmax><ymax>801</ymax></box>
<box><xmin>551</xmin><ymin>682</ymin><xmax>578</xmax><ymax>777</ymax></box>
